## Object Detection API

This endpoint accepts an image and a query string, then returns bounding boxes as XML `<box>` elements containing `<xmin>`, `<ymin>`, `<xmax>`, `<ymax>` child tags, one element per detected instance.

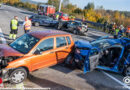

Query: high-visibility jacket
<box><xmin>126</xmin><ymin>26</ymin><xmax>130</xmax><ymax>33</ymax></box>
<box><xmin>11</xmin><ymin>19</ymin><xmax>18</xmax><ymax>30</ymax></box>
<box><xmin>24</xmin><ymin>20</ymin><xmax>31</xmax><ymax>30</ymax></box>
<box><xmin>115</xmin><ymin>29</ymin><xmax>119</xmax><ymax>35</ymax></box>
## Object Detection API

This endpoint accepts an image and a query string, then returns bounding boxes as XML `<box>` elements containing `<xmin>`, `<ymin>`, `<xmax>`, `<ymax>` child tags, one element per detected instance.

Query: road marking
<box><xmin>0</xmin><ymin>28</ymin><xmax>6</xmax><ymax>44</ymax></box>
<box><xmin>102</xmin><ymin>71</ymin><xmax>130</xmax><ymax>89</ymax></box>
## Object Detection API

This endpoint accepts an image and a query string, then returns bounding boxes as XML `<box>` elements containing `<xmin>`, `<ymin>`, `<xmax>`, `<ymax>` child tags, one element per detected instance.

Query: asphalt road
<box><xmin>0</xmin><ymin>5</ymin><xmax>129</xmax><ymax>90</ymax></box>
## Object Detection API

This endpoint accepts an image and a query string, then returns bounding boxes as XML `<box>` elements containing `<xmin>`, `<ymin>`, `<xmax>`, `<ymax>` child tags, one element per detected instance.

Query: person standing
<box><xmin>9</xmin><ymin>16</ymin><xmax>19</xmax><ymax>40</ymax></box>
<box><xmin>103</xmin><ymin>21</ymin><xmax>108</xmax><ymax>32</ymax></box>
<box><xmin>23</xmin><ymin>16</ymin><xmax>31</xmax><ymax>33</ymax></box>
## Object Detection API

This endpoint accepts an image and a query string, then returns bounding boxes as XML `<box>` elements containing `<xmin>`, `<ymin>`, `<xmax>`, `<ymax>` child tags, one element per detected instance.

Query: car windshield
<box><xmin>9</xmin><ymin>34</ymin><xmax>39</xmax><ymax>54</ymax></box>
<box><xmin>91</xmin><ymin>40</ymin><xmax>111</xmax><ymax>49</ymax></box>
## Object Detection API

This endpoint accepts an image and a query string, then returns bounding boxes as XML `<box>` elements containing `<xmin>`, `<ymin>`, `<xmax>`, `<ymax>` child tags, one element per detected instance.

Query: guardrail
<box><xmin>75</xmin><ymin>18</ymin><xmax>104</xmax><ymax>28</ymax></box>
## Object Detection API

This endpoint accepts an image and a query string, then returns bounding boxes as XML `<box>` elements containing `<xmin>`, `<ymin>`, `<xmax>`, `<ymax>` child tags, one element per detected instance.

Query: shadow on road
<box><xmin>28</xmin><ymin>74</ymin><xmax>73</xmax><ymax>90</ymax></box>
<box><xmin>76</xmin><ymin>70</ymin><xmax>119</xmax><ymax>90</ymax></box>
<box><xmin>50</xmin><ymin>64</ymin><xmax>75</xmax><ymax>74</ymax></box>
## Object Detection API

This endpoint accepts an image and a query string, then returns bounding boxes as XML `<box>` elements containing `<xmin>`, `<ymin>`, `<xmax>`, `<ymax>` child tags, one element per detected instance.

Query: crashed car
<box><xmin>66</xmin><ymin>37</ymin><xmax>130</xmax><ymax>76</ymax></box>
<box><xmin>0</xmin><ymin>30</ymin><xmax>74</xmax><ymax>84</ymax></box>
<box><xmin>29</xmin><ymin>14</ymin><xmax>58</xmax><ymax>27</ymax></box>
<box><xmin>58</xmin><ymin>20</ymin><xmax>88</xmax><ymax>35</ymax></box>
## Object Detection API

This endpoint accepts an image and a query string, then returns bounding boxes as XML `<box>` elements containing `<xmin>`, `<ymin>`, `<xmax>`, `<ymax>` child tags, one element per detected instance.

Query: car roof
<box><xmin>28</xmin><ymin>30</ymin><xmax>70</xmax><ymax>39</ymax></box>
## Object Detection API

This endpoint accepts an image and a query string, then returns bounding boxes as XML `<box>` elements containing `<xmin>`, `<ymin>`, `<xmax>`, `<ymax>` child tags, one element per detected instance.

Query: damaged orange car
<box><xmin>0</xmin><ymin>30</ymin><xmax>74</xmax><ymax>84</ymax></box>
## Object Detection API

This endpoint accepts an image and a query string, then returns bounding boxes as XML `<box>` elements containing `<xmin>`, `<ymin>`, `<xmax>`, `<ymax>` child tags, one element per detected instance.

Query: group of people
<box><xmin>9</xmin><ymin>16</ymin><xmax>32</xmax><ymax>40</ymax></box>
<box><xmin>103</xmin><ymin>22</ymin><xmax>130</xmax><ymax>38</ymax></box>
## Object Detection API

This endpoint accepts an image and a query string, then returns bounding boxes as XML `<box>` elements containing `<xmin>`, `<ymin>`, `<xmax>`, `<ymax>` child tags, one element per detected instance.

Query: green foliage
<box><xmin>84</xmin><ymin>2</ymin><xmax>95</xmax><ymax>10</ymax></box>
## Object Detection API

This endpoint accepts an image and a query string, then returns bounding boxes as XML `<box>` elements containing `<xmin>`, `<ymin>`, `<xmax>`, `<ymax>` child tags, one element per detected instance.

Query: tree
<box><xmin>84</xmin><ymin>2</ymin><xmax>95</xmax><ymax>10</ymax></box>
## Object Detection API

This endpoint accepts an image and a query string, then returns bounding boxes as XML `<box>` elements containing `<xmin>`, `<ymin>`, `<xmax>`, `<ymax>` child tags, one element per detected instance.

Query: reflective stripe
<box><xmin>11</xmin><ymin>19</ymin><xmax>18</xmax><ymax>30</ymax></box>
<box><xmin>24</xmin><ymin>20</ymin><xmax>31</xmax><ymax>30</ymax></box>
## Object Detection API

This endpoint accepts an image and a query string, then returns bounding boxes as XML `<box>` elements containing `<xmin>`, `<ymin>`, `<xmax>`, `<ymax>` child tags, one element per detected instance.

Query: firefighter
<box><xmin>114</xmin><ymin>26</ymin><xmax>119</xmax><ymax>38</ymax></box>
<box><xmin>126</xmin><ymin>26</ymin><xmax>130</xmax><ymax>38</ymax></box>
<box><xmin>108</xmin><ymin>23</ymin><xmax>113</xmax><ymax>34</ymax></box>
<box><xmin>9</xmin><ymin>16</ymin><xmax>19</xmax><ymax>40</ymax></box>
<box><xmin>103</xmin><ymin>21</ymin><xmax>108</xmax><ymax>32</ymax></box>
<box><xmin>23</xmin><ymin>16</ymin><xmax>32</xmax><ymax>33</ymax></box>
<box><xmin>112</xmin><ymin>22</ymin><xmax>116</xmax><ymax>34</ymax></box>
<box><xmin>56</xmin><ymin>14</ymin><xmax>59</xmax><ymax>20</ymax></box>
<box><xmin>118</xmin><ymin>25</ymin><xmax>124</xmax><ymax>38</ymax></box>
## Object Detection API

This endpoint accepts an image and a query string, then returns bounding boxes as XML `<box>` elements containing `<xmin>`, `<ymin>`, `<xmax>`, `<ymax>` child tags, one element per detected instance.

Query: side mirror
<box><xmin>34</xmin><ymin>49</ymin><xmax>42</xmax><ymax>55</ymax></box>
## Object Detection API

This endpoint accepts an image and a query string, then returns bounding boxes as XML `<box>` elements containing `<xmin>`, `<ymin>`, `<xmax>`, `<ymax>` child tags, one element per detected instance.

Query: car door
<box><xmin>55</xmin><ymin>36</ymin><xmax>70</xmax><ymax>63</ymax></box>
<box><xmin>30</xmin><ymin>38</ymin><xmax>56</xmax><ymax>71</ymax></box>
<box><xmin>84</xmin><ymin>48</ymin><xmax>100</xmax><ymax>73</ymax></box>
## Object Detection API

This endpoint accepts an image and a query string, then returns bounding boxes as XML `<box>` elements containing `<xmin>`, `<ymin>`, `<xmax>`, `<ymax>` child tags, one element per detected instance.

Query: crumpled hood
<box><xmin>0</xmin><ymin>44</ymin><xmax>24</xmax><ymax>57</ymax></box>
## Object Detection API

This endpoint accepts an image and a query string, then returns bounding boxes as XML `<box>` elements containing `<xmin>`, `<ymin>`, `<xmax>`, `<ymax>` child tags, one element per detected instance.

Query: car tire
<box><xmin>34</xmin><ymin>22</ymin><xmax>39</xmax><ymax>27</ymax></box>
<box><xmin>65</xmin><ymin>54</ymin><xmax>75</xmax><ymax>65</ymax></box>
<box><xmin>123</xmin><ymin>66</ymin><xmax>130</xmax><ymax>76</ymax></box>
<box><xmin>73</xmin><ymin>30</ymin><xmax>78</xmax><ymax>35</ymax></box>
<box><xmin>9</xmin><ymin>67</ymin><xmax>28</xmax><ymax>84</ymax></box>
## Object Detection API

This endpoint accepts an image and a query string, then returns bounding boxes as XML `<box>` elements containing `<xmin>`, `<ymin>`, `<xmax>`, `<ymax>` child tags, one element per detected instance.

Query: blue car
<box><xmin>29</xmin><ymin>14</ymin><xmax>58</xmax><ymax>27</ymax></box>
<box><xmin>67</xmin><ymin>37</ymin><xmax>130</xmax><ymax>76</ymax></box>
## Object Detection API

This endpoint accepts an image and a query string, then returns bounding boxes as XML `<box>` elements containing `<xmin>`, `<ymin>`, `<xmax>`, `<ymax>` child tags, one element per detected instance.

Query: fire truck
<box><xmin>38</xmin><ymin>4</ymin><xmax>55</xmax><ymax>16</ymax></box>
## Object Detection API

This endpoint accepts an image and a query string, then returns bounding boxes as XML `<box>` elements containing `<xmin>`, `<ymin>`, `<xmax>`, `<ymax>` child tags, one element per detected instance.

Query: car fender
<box><xmin>5</xmin><ymin>57</ymin><xmax>31</xmax><ymax>72</ymax></box>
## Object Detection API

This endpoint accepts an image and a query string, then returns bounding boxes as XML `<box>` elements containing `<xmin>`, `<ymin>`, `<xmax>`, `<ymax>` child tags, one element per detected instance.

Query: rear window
<box><xmin>66</xmin><ymin>36</ymin><xmax>71</xmax><ymax>45</ymax></box>
<box><xmin>56</xmin><ymin>37</ymin><xmax>67</xmax><ymax>48</ymax></box>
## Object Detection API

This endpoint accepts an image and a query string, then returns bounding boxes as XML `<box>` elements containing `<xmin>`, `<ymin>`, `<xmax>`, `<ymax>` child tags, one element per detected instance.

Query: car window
<box><xmin>36</xmin><ymin>38</ymin><xmax>54</xmax><ymax>52</ymax></box>
<box><xmin>10</xmin><ymin>34</ymin><xmax>39</xmax><ymax>54</ymax></box>
<box><xmin>90</xmin><ymin>49</ymin><xmax>99</xmax><ymax>56</ymax></box>
<box><xmin>66</xmin><ymin>36</ymin><xmax>71</xmax><ymax>45</ymax></box>
<box><xmin>56</xmin><ymin>37</ymin><xmax>67</xmax><ymax>48</ymax></box>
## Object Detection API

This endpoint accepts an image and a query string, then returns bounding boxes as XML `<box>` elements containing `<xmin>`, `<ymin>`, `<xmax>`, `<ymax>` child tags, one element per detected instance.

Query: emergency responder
<box><xmin>103</xmin><ymin>21</ymin><xmax>108</xmax><ymax>32</ymax></box>
<box><xmin>56</xmin><ymin>14</ymin><xmax>59</xmax><ymax>20</ymax></box>
<box><xmin>114</xmin><ymin>26</ymin><xmax>119</xmax><ymax>38</ymax></box>
<box><xmin>118</xmin><ymin>25</ymin><xmax>124</xmax><ymax>38</ymax></box>
<box><xmin>108</xmin><ymin>23</ymin><xmax>113</xmax><ymax>34</ymax></box>
<box><xmin>9</xmin><ymin>16</ymin><xmax>19</xmax><ymax>40</ymax></box>
<box><xmin>23</xmin><ymin>16</ymin><xmax>31</xmax><ymax>33</ymax></box>
<box><xmin>126</xmin><ymin>26</ymin><xmax>130</xmax><ymax>38</ymax></box>
<box><xmin>112</xmin><ymin>23</ymin><xmax>116</xmax><ymax>34</ymax></box>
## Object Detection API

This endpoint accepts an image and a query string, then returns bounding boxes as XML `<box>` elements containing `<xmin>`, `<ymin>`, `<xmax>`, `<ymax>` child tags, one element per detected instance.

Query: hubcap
<box><xmin>74</xmin><ymin>30</ymin><xmax>77</xmax><ymax>34</ymax></box>
<box><xmin>11</xmin><ymin>71</ymin><xmax>25</xmax><ymax>83</ymax></box>
<box><xmin>126</xmin><ymin>67</ymin><xmax>130</xmax><ymax>76</ymax></box>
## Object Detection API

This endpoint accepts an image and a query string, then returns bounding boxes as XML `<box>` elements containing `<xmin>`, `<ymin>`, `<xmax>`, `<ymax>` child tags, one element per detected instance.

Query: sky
<box><xmin>31</xmin><ymin>0</ymin><xmax>130</xmax><ymax>11</ymax></box>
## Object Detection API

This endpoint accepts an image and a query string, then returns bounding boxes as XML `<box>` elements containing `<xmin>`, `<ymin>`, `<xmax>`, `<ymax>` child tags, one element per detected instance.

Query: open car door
<box><xmin>84</xmin><ymin>48</ymin><xmax>100</xmax><ymax>73</ymax></box>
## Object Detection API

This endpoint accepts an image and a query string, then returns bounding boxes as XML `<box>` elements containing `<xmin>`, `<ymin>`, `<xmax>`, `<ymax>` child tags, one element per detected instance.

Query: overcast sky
<box><xmin>31</xmin><ymin>0</ymin><xmax>130</xmax><ymax>11</ymax></box>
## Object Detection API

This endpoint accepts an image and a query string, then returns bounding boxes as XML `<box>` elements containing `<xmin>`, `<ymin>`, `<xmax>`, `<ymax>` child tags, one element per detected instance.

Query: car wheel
<box><xmin>73</xmin><ymin>30</ymin><xmax>78</xmax><ymax>35</ymax></box>
<box><xmin>64</xmin><ymin>54</ymin><xmax>76</xmax><ymax>68</ymax></box>
<box><xmin>9</xmin><ymin>68</ymin><xmax>27</xmax><ymax>84</ymax></box>
<box><xmin>123</xmin><ymin>66</ymin><xmax>130</xmax><ymax>76</ymax></box>
<box><xmin>34</xmin><ymin>22</ymin><xmax>39</xmax><ymax>27</ymax></box>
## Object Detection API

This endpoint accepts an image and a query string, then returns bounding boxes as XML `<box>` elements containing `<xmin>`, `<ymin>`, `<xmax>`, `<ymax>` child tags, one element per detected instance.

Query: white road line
<box><xmin>0</xmin><ymin>28</ymin><xmax>6</xmax><ymax>44</ymax></box>
<box><xmin>102</xmin><ymin>71</ymin><xmax>130</xmax><ymax>89</ymax></box>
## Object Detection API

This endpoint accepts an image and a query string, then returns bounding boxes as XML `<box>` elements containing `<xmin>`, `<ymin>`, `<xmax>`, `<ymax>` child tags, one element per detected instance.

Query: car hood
<box><xmin>0</xmin><ymin>44</ymin><xmax>24</xmax><ymax>57</ymax></box>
